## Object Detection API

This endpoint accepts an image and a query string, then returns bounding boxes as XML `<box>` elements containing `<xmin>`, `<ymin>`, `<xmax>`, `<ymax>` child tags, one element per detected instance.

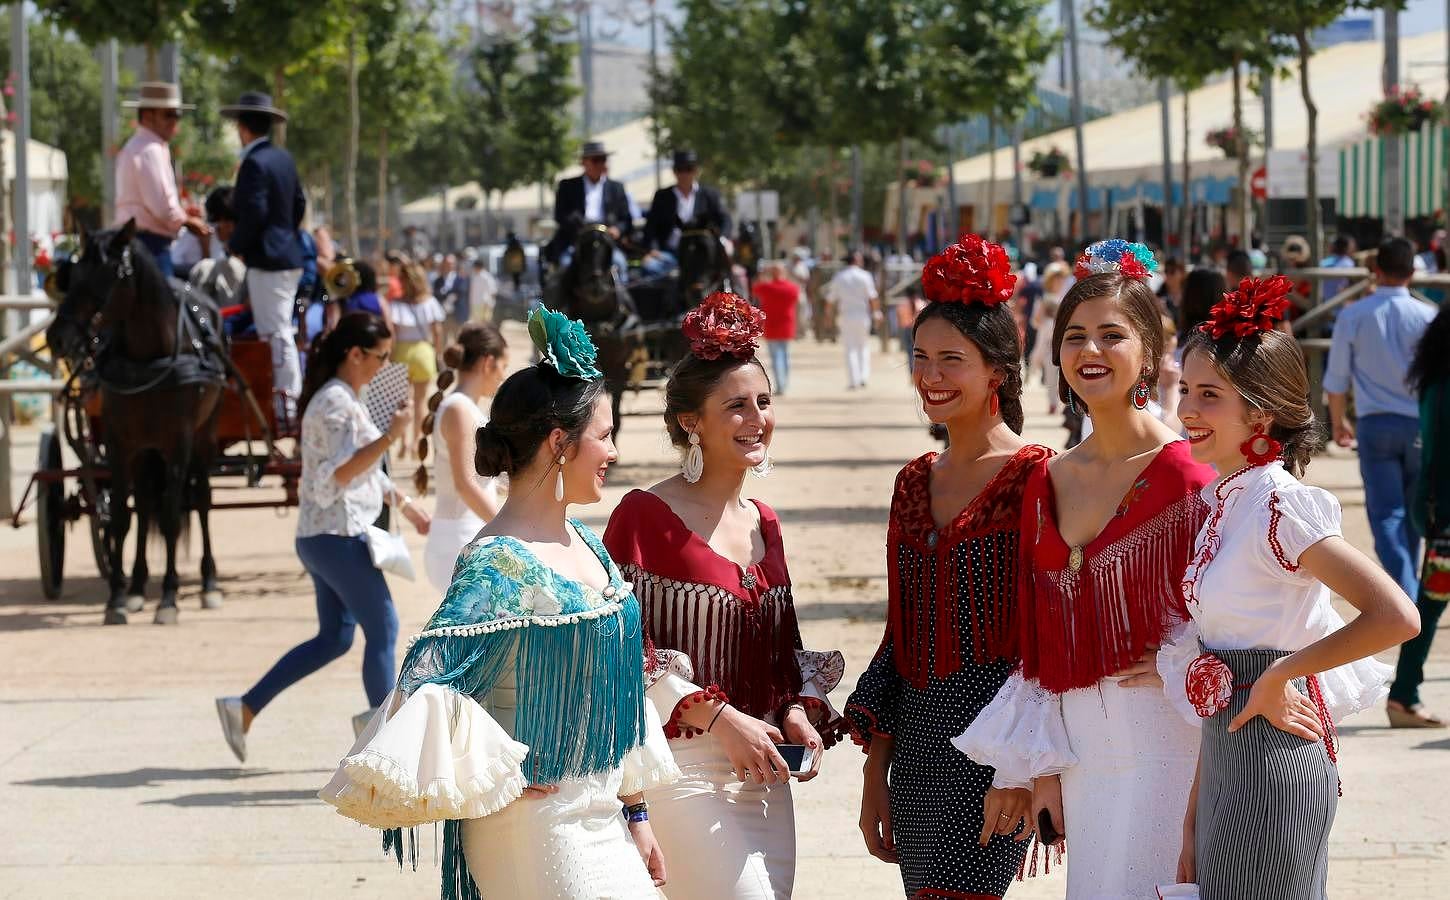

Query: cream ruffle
<box><xmin>619</xmin><ymin>697</ymin><xmax>682</xmax><ymax>795</ymax></box>
<box><xmin>1318</xmin><ymin>654</ymin><xmax>1391</xmax><ymax>723</ymax></box>
<box><xmin>319</xmin><ymin>684</ymin><xmax>530</xmax><ymax>829</ymax></box>
<box><xmin>952</xmin><ymin>670</ymin><xmax>1078</xmax><ymax>790</ymax></box>
<box><xmin>1158</xmin><ymin>619</ymin><xmax>1208</xmax><ymax>727</ymax></box>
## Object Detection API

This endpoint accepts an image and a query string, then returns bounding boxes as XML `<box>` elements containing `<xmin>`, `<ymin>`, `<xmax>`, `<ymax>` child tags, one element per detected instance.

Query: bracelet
<box><xmin>622</xmin><ymin>801</ymin><xmax>648</xmax><ymax>823</ymax></box>
<box><xmin>706</xmin><ymin>703</ymin><xmax>729</xmax><ymax>733</ymax></box>
<box><xmin>399</xmin><ymin>495</ymin><xmax>412</xmax><ymax>509</ymax></box>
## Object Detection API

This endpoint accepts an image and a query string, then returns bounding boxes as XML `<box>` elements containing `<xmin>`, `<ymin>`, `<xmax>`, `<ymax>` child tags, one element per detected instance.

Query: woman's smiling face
<box><xmin>912</xmin><ymin>316</ymin><xmax>998</xmax><ymax>424</ymax></box>
<box><xmin>1057</xmin><ymin>293</ymin><xmax>1148</xmax><ymax>414</ymax></box>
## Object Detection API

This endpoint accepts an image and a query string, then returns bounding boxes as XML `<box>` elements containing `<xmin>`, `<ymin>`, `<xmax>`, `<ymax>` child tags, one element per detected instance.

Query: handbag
<box><xmin>365</xmin><ymin>499</ymin><xmax>416</xmax><ymax>581</ymax></box>
<box><xmin>1422</xmin><ymin>383</ymin><xmax>1450</xmax><ymax>603</ymax></box>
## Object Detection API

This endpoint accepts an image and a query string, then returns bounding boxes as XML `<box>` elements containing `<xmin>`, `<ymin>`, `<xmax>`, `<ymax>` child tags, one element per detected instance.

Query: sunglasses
<box><xmin>362</xmin><ymin>348</ymin><xmax>389</xmax><ymax>361</ymax></box>
<box><xmin>584</xmin><ymin>156</ymin><xmax>608</xmax><ymax>164</ymax></box>
<box><xmin>160</xmin><ymin>110</ymin><xmax>182</xmax><ymax>121</ymax></box>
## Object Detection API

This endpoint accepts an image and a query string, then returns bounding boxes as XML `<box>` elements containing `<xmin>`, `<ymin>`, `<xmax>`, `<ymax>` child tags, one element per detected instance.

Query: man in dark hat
<box><xmin>547</xmin><ymin>140</ymin><xmax>636</xmax><ymax>273</ymax></box>
<box><xmin>221</xmin><ymin>91</ymin><xmax>306</xmax><ymax>420</ymax></box>
<box><xmin>641</xmin><ymin>149</ymin><xmax>731</xmax><ymax>277</ymax></box>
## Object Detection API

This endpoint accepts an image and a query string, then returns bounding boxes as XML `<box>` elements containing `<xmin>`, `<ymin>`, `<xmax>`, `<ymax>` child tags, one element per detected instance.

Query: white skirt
<box><xmin>648</xmin><ymin>733</ymin><xmax>796</xmax><ymax>900</ymax></box>
<box><xmin>1059</xmin><ymin>677</ymin><xmax>1200</xmax><ymax>899</ymax></box>
<box><xmin>424</xmin><ymin>513</ymin><xmax>484</xmax><ymax>592</ymax></box>
<box><xmin>461</xmin><ymin>766</ymin><xmax>662</xmax><ymax>899</ymax></box>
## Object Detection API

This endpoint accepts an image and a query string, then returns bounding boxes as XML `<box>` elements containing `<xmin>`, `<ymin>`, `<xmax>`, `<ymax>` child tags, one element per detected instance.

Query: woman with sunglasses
<box><xmin>216</xmin><ymin>313</ymin><xmax>431</xmax><ymax>762</ymax></box>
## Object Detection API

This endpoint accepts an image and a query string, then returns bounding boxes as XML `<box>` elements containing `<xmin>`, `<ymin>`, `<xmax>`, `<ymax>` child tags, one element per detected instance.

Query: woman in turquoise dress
<box><xmin>321</xmin><ymin>309</ymin><xmax>679</xmax><ymax>899</ymax></box>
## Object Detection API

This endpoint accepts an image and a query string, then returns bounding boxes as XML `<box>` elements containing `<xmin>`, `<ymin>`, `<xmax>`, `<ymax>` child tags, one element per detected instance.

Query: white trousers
<box><xmin>840</xmin><ymin>318</ymin><xmax>872</xmax><ymax>388</ymax></box>
<box><xmin>246</xmin><ymin>267</ymin><xmax>303</xmax><ymax>422</ymax></box>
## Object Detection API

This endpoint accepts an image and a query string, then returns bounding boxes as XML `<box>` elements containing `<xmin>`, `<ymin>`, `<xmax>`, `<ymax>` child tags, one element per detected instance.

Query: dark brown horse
<box><xmin>46</xmin><ymin>221</ymin><xmax>226</xmax><ymax>625</ymax></box>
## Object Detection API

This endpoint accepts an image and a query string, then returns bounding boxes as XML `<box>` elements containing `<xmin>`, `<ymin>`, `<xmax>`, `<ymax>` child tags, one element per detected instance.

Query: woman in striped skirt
<box><xmin>1163</xmin><ymin>276</ymin><xmax>1420</xmax><ymax>898</ymax></box>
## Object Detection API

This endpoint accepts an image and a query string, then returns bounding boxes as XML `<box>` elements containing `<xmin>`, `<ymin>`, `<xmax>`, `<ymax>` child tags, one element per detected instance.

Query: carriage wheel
<box><xmin>36</xmin><ymin>430</ymin><xmax>66</xmax><ymax>600</ymax></box>
<box><xmin>88</xmin><ymin>484</ymin><xmax>113</xmax><ymax>582</ymax></box>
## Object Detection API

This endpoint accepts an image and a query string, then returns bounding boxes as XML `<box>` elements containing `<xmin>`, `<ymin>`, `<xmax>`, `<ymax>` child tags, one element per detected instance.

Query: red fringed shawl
<box><xmin>886</xmin><ymin>445</ymin><xmax>1052</xmax><ymax>688</ymax></box>
<box><xmin>603</xmin><ymin>490</ymin><xmax>805</xmax><ymax>720</ymax></box>
<box><xmin>1017</xmin><ymin>441</ymin><xmax>1215</xmax><ymax>693</ymax></box>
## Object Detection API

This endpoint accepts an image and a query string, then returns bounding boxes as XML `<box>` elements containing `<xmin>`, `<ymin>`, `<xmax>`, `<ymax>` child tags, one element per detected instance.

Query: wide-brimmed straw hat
<box><xmin>122</xmin><ymin>82</ymin><xmax>194</xmax><ymax>111</ymax></box>
<box><xmin>220</xmin><ymin>91</ymin><xmax>288</xmax><ymax>122</ymax></box>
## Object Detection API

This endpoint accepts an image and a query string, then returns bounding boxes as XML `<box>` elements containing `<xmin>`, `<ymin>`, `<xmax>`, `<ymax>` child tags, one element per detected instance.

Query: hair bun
<box><xmin>442</xmin><ymin>344</ymin><xmax>464</xmax><ymax>370</ymax></box>
<box><xmin>473</xmin><ymin>421</ymin><xmax>515</xmax><ymax>477</ymax></box>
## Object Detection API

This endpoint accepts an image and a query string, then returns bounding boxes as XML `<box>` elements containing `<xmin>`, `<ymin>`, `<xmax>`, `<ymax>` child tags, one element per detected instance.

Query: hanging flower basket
<box><xmin>1368</xmin><ymin>86</ymin><xmax>1445</xmax><ymax>136</ymax></box>
<box><xmin>1205</xmin><ymin>126</ymin><xmax>1261</xmax><ymax>159</ymax></box>
<box><xmin>1027</xmin><ymin>147</ymin><xmax>1071</xmax><ymax>178</ymax></box>
<box><xmin>905</xmin><ymin>159</ymin><xmax>942</xmax><ymax>188</ymax></box>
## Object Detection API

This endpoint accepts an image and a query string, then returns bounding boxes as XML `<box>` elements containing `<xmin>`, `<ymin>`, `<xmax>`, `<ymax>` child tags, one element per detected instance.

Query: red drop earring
<box><xmin>1132</xmin><ymin>371</ymin><xmax>1152</xmax><ymax>410</ymax></box>
<box><xmin>1240</xmin><ymin>422</ymin><xmax>1282</xmax><ymax>466</ymax></box>
<box><xmin>988</xmin><ymin>379</ymin><xmax>1001</xmax><ymax>417</ymax></box>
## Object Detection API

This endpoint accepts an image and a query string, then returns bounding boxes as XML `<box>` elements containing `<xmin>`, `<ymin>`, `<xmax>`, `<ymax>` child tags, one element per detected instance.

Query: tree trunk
<box><xmin>377</xmin><ymin>127</ymin><xmax>389</xmax><ymax>253</ymax></box>
<box><xmin>896</xmin><ymin>134</ymin><xmax>909</xmax><ymax>255</ymax></box>
<box><xmin>1181</xmin><ymin>87</ymin><xmax>1192</xmax><ymax>262</ymax></box>
<box><xmin>1159</xmin><ymin>79</ymin><xmax>1174</xmax><ymax>251</ymax></box>
<box><xmin>144</xmin><ymin>44</ymin><xmax>158</xmax><ymax>80</ymax></box>
<box><xmin>986</xmin><ymin>118</ymin><xmax>998</xmax><ymax>240</ymax></box>
<box><xmin>1297</xmin><ymin>30</ymin><xmax>1321</xmax><ymax>271</ymax></box>
<box><xmin>344</xmin><ymin>26</ymin><xmax>360</xmax><ymax>254</ymax></box>
<box><xmin>272</xmin><ymin>66</ymin><xmax>287</xmax><ymax>147</ymax></box>
<box><xmin>944</xmin><ymin>130</ymin><xmax>959</xmax><ymax>244</ymax></box>
<box><xmin>1232</xmin><ymin>59</ymin><xmax>1248</xmax><ymax>246</ymax></box>
<box><xmin>827</xmin><ymin>146</ymin><xmax>840</xmax><ymax>256</ymax></box>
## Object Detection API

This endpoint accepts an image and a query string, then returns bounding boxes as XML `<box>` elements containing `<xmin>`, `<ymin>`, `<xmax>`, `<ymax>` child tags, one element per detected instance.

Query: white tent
<box><xmin>3</xmin><ymin>131</ymin><xmax>68</xmax><ymax>249</ymax></box>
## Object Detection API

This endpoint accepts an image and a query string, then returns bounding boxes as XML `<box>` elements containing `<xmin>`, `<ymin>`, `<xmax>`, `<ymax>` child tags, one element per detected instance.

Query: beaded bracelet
<box><xmin>622</xmin><ymin>801</ymin><xmax>649</xmax><ymax>823</ymax></box>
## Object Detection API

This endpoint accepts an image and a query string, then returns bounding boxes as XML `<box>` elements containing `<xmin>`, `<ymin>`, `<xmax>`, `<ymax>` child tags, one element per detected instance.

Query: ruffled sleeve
<box><xmin>643</xmin><ymin>647</ymin><xmax>713</xmax><ymax>739</ymax></box>
<box><xmin>318</xmin><ymin>684</ymin><xmax>530</xmax><ymax>829</ymax></box>
<box><xmin>1313</xmin><ymin>605</ymin><xmax>1394</xmax><ymax>721</ymax></box>
<box><xmin>775</xmin><ymin>648</ymin><xmax>846</xmax><ymax>734</ymax></box>
<box><xmin>1262</xmin><ymin>484</ymin><xmax>1342</xmax><ymax>575</ymax></box>
<box><xmin>952</xmin><ymin>670</ymin><xmax>1077</xmax><ymax>790</ymax></box>
<box><xmin>843</xmin><ymin>637</ymin><xmax>901</xmax><ymax>752</ymax></box>
<box><xmin>1157</xmin><ymin>618</ymin><xmax>1207</xmax><ymax>727</ymax></box>
<box><xmin>619</xmin><ymin>693</ymin><xmax>683</xmax><ymax>795</ymax></box>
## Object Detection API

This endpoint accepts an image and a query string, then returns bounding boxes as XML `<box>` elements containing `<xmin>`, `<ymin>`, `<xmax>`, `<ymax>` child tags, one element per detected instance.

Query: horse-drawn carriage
<box><xmin>19</xmin><ymin>222</ymin><xmax>302</xmax><ymax>624</ymax></box>
<box><xmin>542</xmin><ymin>222</ymin><xmax>736</xmax><ymax>423</ymax></box>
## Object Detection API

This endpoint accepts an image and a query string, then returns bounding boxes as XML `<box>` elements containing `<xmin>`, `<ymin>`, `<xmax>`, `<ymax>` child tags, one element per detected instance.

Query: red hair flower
<box><xmin>683</xmin><ymin>291</ymin><xmax>766</xmax><ymax>360</ymax></box>
<box><xmin>1202</xmin><ymin>275</ymin><xmax>1293</xmax><ymax>339</ymax></box>
<box><xmin>921</xmin><ymin>234</ymin><xmax>1015</xmax><ymax>306</ymax></box>
<box><xmin>1186</xmin><ymin>653</ymin><xmax>1234</xmax><ymax>719</ymax></box>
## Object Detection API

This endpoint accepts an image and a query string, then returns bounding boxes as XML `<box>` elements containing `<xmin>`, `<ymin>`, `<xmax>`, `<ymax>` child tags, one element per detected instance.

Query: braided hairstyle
<box><xmin>912</xmin><ymin>300</ymin><xmax>1025</xmax><ymax>433</ymax></box>
<box><xmin>413</xmin><ymin>322</ymin><xmax>507</xmax><ymax>494</ymax></box>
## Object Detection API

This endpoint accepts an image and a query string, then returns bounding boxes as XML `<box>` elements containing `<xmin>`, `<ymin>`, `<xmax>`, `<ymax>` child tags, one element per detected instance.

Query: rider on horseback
<box><xmin>640</xmin><ymin>149</ymin><xmax>732</xmax><ymax>279</ymax></box>
<box><xmin>546</xmin><ymin>140</ymin><xmax>636</xmax><ymax>277</ymax></box>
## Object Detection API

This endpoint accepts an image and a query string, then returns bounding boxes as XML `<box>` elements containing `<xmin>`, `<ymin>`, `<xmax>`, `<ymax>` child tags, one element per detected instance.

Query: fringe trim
<box><xmin>664</xmin><ymin>685</ymin><xmax>728</xmax><ymax>739</ymax></box>
<box><xmin>1016</xmin><ymin>832</ymin><xmax>1065</xmax><ymax>880</ymax></box>
<box><xmin>403</xmin><ymin>600</ymin><xmax>626</xmax><ymax>649</ymax></box>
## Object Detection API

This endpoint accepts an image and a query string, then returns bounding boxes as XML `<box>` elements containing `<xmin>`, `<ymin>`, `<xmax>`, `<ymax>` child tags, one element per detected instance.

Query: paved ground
<box><xmin>1</xmin><ymin>329</ymin><xmax>1446</xmax><ymax>899</ymax></box>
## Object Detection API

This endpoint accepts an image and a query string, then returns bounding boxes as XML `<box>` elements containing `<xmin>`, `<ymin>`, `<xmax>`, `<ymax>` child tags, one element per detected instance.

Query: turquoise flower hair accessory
<box><xmin>528</xmin><ymin>307</ymin><xmax>602</xmax><ymax>381</ymax></box>
<box><xmin>1074</xmin><ymin>238</ymin><xmax>1158</xmax><ymax>280</ymax></box>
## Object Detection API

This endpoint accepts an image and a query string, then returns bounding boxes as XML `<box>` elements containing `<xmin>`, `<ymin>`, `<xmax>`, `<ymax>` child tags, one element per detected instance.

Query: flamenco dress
<box><xmin>319</xmin><ymin>520</ymin><xmax>680</xmax><ymax>899</ymax></box>
<box><xmin>603</xmin><ymin>490</ymin><xmax>846</xmax><ymax>900</ymax></box>
<box><xmin>1160</xmin><ymin>462</ymin><xmax>1389</xmax><ymax>899</ymax></box>
<box><xmin>955</xmin><ymin>440</ymin><xmax>1216</xmax><ymax>899</ymax></box>
<box><xmin>845</xmin><ymin>445</ymin><xmax>1050</xmax><ymax>900</ymax></box>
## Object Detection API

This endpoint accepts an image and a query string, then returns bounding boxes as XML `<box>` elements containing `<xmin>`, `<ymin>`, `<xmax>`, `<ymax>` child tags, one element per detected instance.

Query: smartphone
<box><xmin>775</xmin><ymin>743</ymin><xmax>816</xmax><ymax>776</ymax></box>
<box><xmin>1036</xmin><ymin>808</ymin><xmax>1062</xmax><ymax>846</ymax></box>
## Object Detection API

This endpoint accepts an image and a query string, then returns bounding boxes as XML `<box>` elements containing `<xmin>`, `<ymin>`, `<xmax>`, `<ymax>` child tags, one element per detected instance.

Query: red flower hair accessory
<box><xmin>1202</xmin><ymin>275</ymin><xmax>1293</xmax><ymax>339</ymax></box>
<box><xmin>920</xmin><ymin>234</ymin><xmax>1015</xmax><ymax>306</ymax></box>
<box><xmin>1186</xmin><ymin>653</ymin><xmax>1234</xmax><ymax>718</ymax></box>
<box><xmin>683</xmin><ymin>291</ymin><xmax>766</xmax><ymax>360</ymax></box>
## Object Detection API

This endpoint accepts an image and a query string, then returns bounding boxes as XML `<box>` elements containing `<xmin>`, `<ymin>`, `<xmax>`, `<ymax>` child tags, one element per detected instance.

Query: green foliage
<box><xmin>191</xmin><ymin>0</ymin><xmax>342</xmax><ymax>93</ymax></box>
<box><xmin>511</xmin><ymin>12</ymin><xmax>580</xmax><ymax>191</ymax></box>
<box><xmin>470</xmin><ymin>34</ymin><xmax>525</xmax><ymax>196</ymax></box>
<box><xmin>1087</xmin><ymin>0</ymin><xmax>1286</xmax><ymax>87</ymax></box>
<box><xmin>31</xmin><ymin>0</ymin><xmax>194</xmax><ymax>53</ymax></box>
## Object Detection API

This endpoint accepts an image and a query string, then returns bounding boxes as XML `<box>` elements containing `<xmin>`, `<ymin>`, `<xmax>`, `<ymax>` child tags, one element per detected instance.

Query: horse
<box><xmin>676</xmin><ymin>227</ymin><xmax>731</xmax><ymax>310</ymax></box>
<box><xmin>45</xmin><ymin>220</ymin><xmax>227</xmax><ymax>625</ymax></box>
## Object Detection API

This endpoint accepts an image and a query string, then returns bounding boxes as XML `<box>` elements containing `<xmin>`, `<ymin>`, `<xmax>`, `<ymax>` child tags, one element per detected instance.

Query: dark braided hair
<box><xmin>414</xmin><ymin>322</ymin><xmax>507</xmax><ymax>494</ymax></box>
<box><xmin>912</xmin><ymin>300</ymin><xmax>1025</xmax><ymax>433</ymax></box>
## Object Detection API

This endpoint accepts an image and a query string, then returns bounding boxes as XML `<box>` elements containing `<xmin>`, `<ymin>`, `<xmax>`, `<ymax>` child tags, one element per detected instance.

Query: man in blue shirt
<box><xmin>1326</xmin><ymin>237</ymin><xmax>1438</xmax><ymax>597</ymax></box>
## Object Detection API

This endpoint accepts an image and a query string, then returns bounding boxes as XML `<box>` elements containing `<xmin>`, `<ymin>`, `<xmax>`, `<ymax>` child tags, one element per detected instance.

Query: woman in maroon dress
<box><xmin>604</xmin><ymin>291</ymin><xmax>843</xmax><ymax>900</ymax></box>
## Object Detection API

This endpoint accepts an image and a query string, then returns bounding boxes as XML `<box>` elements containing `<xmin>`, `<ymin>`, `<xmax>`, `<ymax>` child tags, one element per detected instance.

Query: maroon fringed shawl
<box><xmin>1017</xmin><ymin>441</ymin><xmax>1215</xmax><ymax>693</ymax></box>
<box><xmin>886</xmin><ymin>445</ymin><xmax>1052</xmax><ymax>688</ymax></box>
<box><xmin>603</xmin><ymin>490</ymin><xmax>805</xmax><ymax>720</ymax></box>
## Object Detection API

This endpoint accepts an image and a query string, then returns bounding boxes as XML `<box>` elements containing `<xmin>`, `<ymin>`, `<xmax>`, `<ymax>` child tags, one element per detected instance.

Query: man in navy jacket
<box><xmin>223</xmin><ymin>91</ymin><xmax>306</xmax><ymax>419</ymax></box>
<box><xmin>546</xmin><ymin>140</ymin><xmax>635</xmax><ymax>274</ymax></box>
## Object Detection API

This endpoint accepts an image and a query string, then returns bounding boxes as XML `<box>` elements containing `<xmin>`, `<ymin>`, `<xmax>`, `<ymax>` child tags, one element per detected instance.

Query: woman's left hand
<box><xmin>402</xmin><ymin>500</ymin><xmax>431</xmax><ymax>536</ymax></box>
<box><xmin>627</xmin><ymin>819</ymin><xmax>667</xmax><ymax>887</ymax></box>
<box><xmin>979</xmin><ymin>786</ymin><xmax>1033</xmax><ymax>846</ymax></box>
<box><xmin>1112</xmin><ymin>647</ymin><xmax>1163</xmax><ymax>688</ymax></box>
<box><xmin>1228</xmin><ymin>663</ymin><xmax>1324</xmax><ymax>741</ymax></box>
<box><xmin>781</xmin><ymin>705</ymin><xmax>823</xmax><ymax>781</ymax></box>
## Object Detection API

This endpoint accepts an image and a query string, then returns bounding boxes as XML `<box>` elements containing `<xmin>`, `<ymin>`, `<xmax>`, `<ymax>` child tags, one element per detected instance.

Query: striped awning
<box><xmin>1338</xmin><ymin>126</ymin><xmax>1448</xmax><ymax>218</ymax></box>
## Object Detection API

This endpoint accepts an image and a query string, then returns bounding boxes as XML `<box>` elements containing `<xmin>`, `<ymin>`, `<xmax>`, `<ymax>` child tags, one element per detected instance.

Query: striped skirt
<box><xmin>1196</xmin><ymin>646</ymin><xmax>1337</xmax><ymax>900</ymax></box>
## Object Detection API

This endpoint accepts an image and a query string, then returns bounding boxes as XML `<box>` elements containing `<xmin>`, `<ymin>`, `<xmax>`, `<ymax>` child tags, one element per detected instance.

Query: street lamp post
<box><xmin>1065</xmin><ymin>0</ymin><xmax>1089</xmax><ymax>242</ymax></box>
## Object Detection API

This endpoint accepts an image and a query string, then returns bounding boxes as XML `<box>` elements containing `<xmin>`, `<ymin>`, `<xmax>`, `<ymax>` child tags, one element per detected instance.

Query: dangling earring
<box><xmin>683</xmin><ymin>431</ymin><xmax>704</xmax><ymax>483</ymax></box>
<box><xmin>553</xmin><ymin>454</ymin><xmax>566</xmax><ymax>501</ymax></box>
<box><xmin>1066</xmin><ymin>389</ymin><xmax>1077</xmax><ymax>415</ymax></box>
<box><xmin>1240</xmin><ymin>422</ymin><xmax>1282</xmax><ymax>466</ymax></box>
<box><xmin>1132</xmin><ymin>370</ymin><xmax>1152</xmax><ymax>410</ymax></box>
<box><xmin>750</xmin><ymin>457</ymin><xmax>773</xmax><ymax>478</ymax></box>
<box><xmin>988</xmin><ymin>379</ymin><xmax>1001</xmax><ymax>417</ymax></box>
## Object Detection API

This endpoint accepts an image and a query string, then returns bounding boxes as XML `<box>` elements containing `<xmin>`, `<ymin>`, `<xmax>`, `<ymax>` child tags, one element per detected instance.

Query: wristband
<box><xmin>706</xmin><ymin>703</ymin><xmax>729</xmax><ymax>733</ymax></box>
<box><xmin>622</xmin><ymin>801</ymin><xmax>648</xmax><ymax>823</ymax></box>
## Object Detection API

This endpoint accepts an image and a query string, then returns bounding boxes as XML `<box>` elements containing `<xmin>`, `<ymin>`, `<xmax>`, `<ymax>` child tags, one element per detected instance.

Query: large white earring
<box><xmin>682</xmin><ymin>431</ymin><xmax>704</xmax><ymax>483</ymax></box>
<box><xmin>553</xmin><ymin>454</ymin><xmax>566</xmax><ymax>501</ymax></box>
<box><xmin>750</xmin><ymin>457</ymin><xmax>773</xmax><ymax>478</ymax></box>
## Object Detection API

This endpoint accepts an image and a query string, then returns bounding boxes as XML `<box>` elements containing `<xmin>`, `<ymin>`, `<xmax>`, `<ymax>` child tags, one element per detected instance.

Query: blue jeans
<box><xmin>1357</xmin><ymin>414</ymin><xmax>1423</xmax><ymax>599</ymax></box>
<box><xmin>641</xmin><ymin>249</ymin><xmax>678</xmax><ymax>277</ymax></box>
<box><xmin>767</xmin><ymin>340</ymin><xmax>790</xmax><ymax>394</ymax></box>
<box><xmin>243</xmin><ymin>534</ymin><xmax>399</xmax><ymax>714</ymax></box>
<box><xmin>136</xmin><ymin>231</ymin><xmax>174</xmax><ymax>278</ymax></box>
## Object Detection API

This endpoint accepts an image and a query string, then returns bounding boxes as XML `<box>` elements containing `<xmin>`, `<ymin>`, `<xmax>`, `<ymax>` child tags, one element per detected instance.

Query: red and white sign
<box><xmin>1251</xmin><ymin>166</ymin><xmax>1267</xmax><ymax>200</ymax></box>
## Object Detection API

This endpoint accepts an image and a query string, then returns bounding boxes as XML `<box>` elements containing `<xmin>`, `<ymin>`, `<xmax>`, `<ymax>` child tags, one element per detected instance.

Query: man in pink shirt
<box><xmin>114</xmin><ymin>82</ymin><xmax>210</xmax><ymax>277</ymax></box>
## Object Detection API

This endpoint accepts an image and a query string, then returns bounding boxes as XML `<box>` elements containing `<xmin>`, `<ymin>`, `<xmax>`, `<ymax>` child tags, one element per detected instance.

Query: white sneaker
<box><xmin>352</xmin><ymin>707</ymin><xmax>378</xmax><ymax>739</ymax></box>
<box><xmin>215</xmin><ymin>696</ymin><xmax>247</xmax><ymax>763</ymax></box>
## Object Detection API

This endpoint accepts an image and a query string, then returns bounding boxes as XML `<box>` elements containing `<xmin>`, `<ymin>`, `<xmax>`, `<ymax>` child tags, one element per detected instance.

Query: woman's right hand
<box><xmin>1176</xmin><ymin>835</ymin><xmax>1196</xmax><ymax>884</ymax></box>
<box><xmin>1031</xmin><ymin>774</ymin><xmax>1065</xmax><ymax>848</ymax></box>
<box><xmin>710</xmin><ymin>705</ymin><xmax>790</xmax><ymax>785</ymax></box>
<box><xmin>859</xmin><ymin>764</ymin><xmax>898</xmax><ymax>864</ymax></box>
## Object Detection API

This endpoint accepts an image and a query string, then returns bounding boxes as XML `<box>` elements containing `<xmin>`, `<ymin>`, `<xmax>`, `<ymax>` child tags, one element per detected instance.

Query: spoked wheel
<box><xmin>36</xmin><ymin>430</ymin><xmax>66</xmax><ymax>600</ymax></box>
<box><xmin>88</xmin><ymin>484</ymin><xmax>113</xmax><ymax>582</ymax></box>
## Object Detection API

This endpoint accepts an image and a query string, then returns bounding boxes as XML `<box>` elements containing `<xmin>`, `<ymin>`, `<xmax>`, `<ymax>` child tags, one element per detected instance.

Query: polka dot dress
<box><xmin>846</xmin><ymin>449</ymin><xmax>1048</xmax><ymax>899</ymax></box>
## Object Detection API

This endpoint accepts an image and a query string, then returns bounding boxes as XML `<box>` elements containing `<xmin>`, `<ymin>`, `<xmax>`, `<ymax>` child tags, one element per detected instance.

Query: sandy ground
<box><xmin>1</xmin><ymin>327</ymin><xmax>1446</xmax><ymax>899</ymax></box>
